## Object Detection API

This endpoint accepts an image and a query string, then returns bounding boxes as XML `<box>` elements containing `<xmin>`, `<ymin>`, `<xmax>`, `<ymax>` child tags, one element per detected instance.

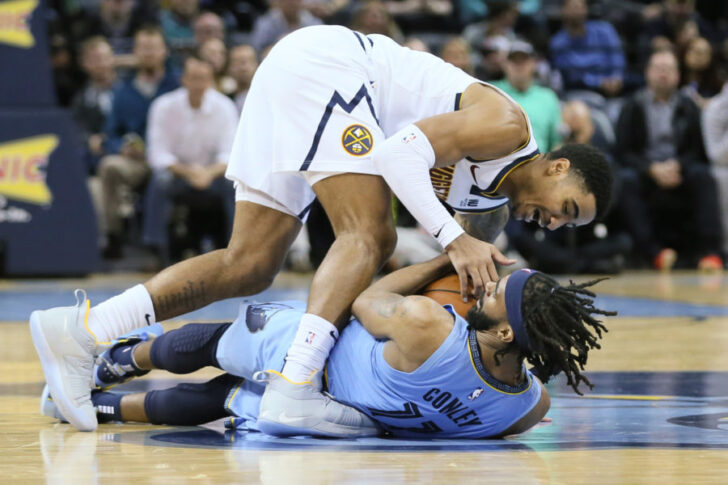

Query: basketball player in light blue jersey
<box><xmin>42</xmin><ymin>255</ymin><xmax>614</xmax><ymax>438</ymax></box>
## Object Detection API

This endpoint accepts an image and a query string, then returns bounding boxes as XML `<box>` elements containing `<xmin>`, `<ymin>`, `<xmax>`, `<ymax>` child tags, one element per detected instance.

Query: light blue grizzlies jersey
<box><xmin>327</xmin><ymin>305</ymin><xmax>542</xmax><ymax>439</ymax></box>
<box><xmin>221</xmin><ymin>302</ymin><xmax>541</xmax><ymax>438</ymax></box>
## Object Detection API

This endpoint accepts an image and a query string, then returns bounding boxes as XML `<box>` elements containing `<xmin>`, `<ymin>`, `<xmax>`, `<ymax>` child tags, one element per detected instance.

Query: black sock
<box><xmin>92</xmin><ymin>391</ymin><xmax>124</xmax><ymax>423</ymax></box>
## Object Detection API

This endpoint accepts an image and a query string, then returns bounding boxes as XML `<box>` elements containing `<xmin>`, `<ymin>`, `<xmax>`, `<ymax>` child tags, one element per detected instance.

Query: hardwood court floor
<box><xmin>1</xmin><ymin>270</ymin><xmax>727</xmax><ymax>484</ymax></box>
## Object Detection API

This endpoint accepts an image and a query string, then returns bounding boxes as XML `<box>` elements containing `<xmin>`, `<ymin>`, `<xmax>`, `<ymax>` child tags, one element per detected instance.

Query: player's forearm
<box><xmin>364</xmin><ymin>254</ymin><xmax>453</xmax><ymax>297</ymax></box>
<box><xmin>372</xmin><ymin>124</ymin><xmax>464</xmax><ymax>248</ymax></box>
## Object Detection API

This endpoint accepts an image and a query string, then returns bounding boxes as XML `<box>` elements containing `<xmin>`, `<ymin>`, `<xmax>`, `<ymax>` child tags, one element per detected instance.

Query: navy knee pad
<box><xmin>144</xmin><ymin>373</ymin><xmax>240</xmax><ymax>425</ymax></box>
<box><xmin>150</xmin><ymin>322</ymin><xmax>231</xmax><ymax>374</ymax></box>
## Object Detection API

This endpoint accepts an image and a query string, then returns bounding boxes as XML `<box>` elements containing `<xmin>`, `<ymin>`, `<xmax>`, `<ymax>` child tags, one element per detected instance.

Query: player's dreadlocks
<box><xmin>519</xmin><ymin>273</ymin><xmax>615</xmax><ymax>395</ymax></box>
<box><xmin>466</xmin><ymin>272</ymin><xmax>615</xmax><ymax>395</ymax></box>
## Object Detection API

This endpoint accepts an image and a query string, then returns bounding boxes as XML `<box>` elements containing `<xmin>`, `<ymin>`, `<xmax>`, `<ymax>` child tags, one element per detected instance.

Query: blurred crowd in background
<box><xmin>46</xmin><ymin>0</ymin><xmax>728</xmax><ymax>273</ymax></box>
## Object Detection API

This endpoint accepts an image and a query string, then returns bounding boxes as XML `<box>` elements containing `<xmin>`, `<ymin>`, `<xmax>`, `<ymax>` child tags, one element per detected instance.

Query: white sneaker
<box><xmin>30</xmin><ymin>290</ymin><xmax>98</xmax><ymax>431</ymax></box>
<box><xmin>40</xmin><ymin>385</ymin><xmax>68</xmax><ymax>422</ymax></box>
<box><xmin>254</xmin><ymin>370</ymin><xmax>379</xmax><ymax>438</ymax></box>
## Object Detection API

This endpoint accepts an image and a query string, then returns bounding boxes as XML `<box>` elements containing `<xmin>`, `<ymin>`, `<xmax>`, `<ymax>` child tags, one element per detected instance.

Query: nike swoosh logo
<box><xmin>276</xmin><ymin>412</ymin><xmax>304</xmax><ymax>425</ymax></box>
<box><xmin>145</xmin><ymin>313</ymin><xmax>152</xmax><ymax>326</ymax></box>
<box><xmin>433</xmin><ymin>225</ymin><xmax>445</xmax><ymax>238</ymax></box>
<box><xmin>470</xmin><ymin>165</ymin><xmax>479</xmax><ymax>183</ymax></box>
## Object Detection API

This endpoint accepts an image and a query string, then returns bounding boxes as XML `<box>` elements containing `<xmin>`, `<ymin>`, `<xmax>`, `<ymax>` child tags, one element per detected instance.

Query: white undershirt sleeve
<box><xmin>372</xmin><ymin>124</ymin><xmax>464</xmax><ymax>248</ymax></box>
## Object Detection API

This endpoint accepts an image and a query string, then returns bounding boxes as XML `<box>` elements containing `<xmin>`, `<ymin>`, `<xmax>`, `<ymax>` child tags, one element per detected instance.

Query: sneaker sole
<box><xmin>30</xmin><ymin>311</ymin><xmax>97</xmax><ymax>431</ymax></box>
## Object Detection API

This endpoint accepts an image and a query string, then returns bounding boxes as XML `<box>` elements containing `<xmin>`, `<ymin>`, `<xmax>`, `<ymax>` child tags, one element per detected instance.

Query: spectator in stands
<box><xmin>403</xmin><ymin>36</ymin><xmax>430</xmax><ymax>52</ymax></box>
<box><xmin>97</xmin><ymin>26</ymin><xmax>179</xmax><ymax>259</ymax></box>
<box><xmin>642</xmin><ymin>0</ymin><xmax>718</xmax><ymax>48</ymax></box>
<box><xmin>492</xmin><ymin>40</ymin><xmax>562</xmax><ymax>152</ymax></box>
<box><xmin>227</xmin><ymin>44</ymin><xmax>259</xmax><ymax>113</ymax></box>
<box><xmin>549</xmin><ymin>0</ymin><xmax>625</xmax><ymax>97</ymax></box>
<box><xmin>561</xmin><ymin>100</ymin><xmax>613</xmax><ymax>158</ymax></box>
<box><xmin>305</xmin><ymin>0</ymin><xmax>351</xmax><ymax>24</ymax></box>
<box><xmin>143</xmin><ymin>55</ymin><xmax>238</xmax><ymax>260</ymax></box>
<box><xmin>615</xmin><ymin>49</ymin><xmax>723</xmax><ymax>270</ymax></box>
<box><xmin>702</xmin><ymin>80</ymin><xmax>728</xmax><ymax>261</ymax></box>
<box><xmin>198</xmin><ymin>38</ymin><xmax>236</xmax><ymax>95</ymax></box>
<box><xmin>679</xmin><ymin>36</ymin><xmax>723</xmax><ymax>109</ymax></box>
<box><xmin>703</xmin><ymin>80</ymin><xmax>728</xmax><ymax>167</ymax></box>
<box><xmin>71</xmin><ymin>36</ymin><xmax>117</xmax><ymax>175</ymax></box>
<box><xmin>440</xmin><ymin>37</ymin><xmax>474</xmax><ymax>75</ymax></box>
<box><xmin>462</xmin><ymin>1</ymin><xmax>519</xmax><ymax>50</ymax></box>
<box><xmin>194</xmin><ymin>11</ymin><xmax>226</xmax><ymax>45</ymax></box>
<box><xmin>350</xmin><ymin>0</ymin><xmax>404</xmax><ymax>44</ymax></box>
<box><xmin>80</xmin><ymin>0</ymin><xmax>155</xmax><ymax>55</ymax></box>
<box><xmin>462</xmin><ymin>1</ymin><xmax>519</xmax><ymax>80</ymax></box>
<box><xmin>380</xmin><ymin>0</ymin><xmax>455</xmax><ymax>34</ymax></box>
<box><xmin>251</xmin><ymin>0</ymin><xmax>323</xmax><ymax>53</ymax></box>
<box><xmin>160</xmin><ymin>0</ymin><xmax>199</xmax><ymax>51</ymax></box>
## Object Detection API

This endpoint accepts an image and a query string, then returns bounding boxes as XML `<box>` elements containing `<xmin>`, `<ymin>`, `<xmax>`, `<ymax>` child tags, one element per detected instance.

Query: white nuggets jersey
<box><xmin>226</xmin><ymin>25</ymin><xmax>539</xmax><ymax>219</ymax></box>
<box><xmin>429</xmin><ymin>92</ymin><xmax>540</xmax><ymax>214</ymax></box>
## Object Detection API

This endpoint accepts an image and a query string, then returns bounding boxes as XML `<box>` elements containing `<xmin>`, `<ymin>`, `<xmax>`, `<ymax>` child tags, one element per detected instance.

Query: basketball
<box><xmin>421</xmin><ymin>273</ymin><xmax>477</xmax><ymax>316</ymax></box>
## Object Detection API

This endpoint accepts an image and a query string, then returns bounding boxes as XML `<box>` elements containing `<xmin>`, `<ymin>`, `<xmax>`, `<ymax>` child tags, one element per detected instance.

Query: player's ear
<box><xmin>496</xmin><ymin>321</ymin><xmax>514</xmax><ymax>344</ymax></box>
<box><xmin>546</xmin><ymin>157</ymin><xmax>570</xmax><ymax>176</ymax></box>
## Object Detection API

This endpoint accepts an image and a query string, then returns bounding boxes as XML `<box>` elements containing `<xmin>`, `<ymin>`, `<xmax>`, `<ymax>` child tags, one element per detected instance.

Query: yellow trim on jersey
<box><xmin>467</xmin><ymin>341</ymin><xmax>532</xmax><ymax>395</ymax></box>
<box><xmin>224</xmin><ymin>381</ymin><xmax>244</xmax><ymax>411</ymax></box>
<box><xmin>482</xmin><ymin>152</ymin><xmax>540</xmax><ymax>196</ymax></box>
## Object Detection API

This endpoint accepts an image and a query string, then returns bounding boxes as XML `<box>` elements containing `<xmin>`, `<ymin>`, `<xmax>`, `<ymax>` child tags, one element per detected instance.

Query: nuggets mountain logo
<box><xmin>0</xmin><ymin>134</ymin><xmax>57</xmax><ymax>206</ymax></box>
<box><xmin>341</xmin><ymin>124</ymin><xmax>373</xmax><ymax>156</ymax></box>
<box><xmin>0</xmin><ymin>0</ymin><xmax>38</xmax><ymax>48</ymax></box>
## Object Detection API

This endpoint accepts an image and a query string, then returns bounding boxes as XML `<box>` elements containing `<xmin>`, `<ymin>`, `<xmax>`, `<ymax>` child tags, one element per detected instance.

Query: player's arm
<box><xmin>371</xmin><ymin>89</ymin><xmax>521</xmax><ymax>298</ymax></box>
<box><xmin>497</xmin><ymin>378</ymin><xmax>551</xmax><ymax>437</ymax></box>
<box><xmin>417</xmin><ymin>84</ymin><xmax>530</xmax><ymax>166</ymax></box>
<box><xmin>352</xmin><ymin>255</ymin><xmax>455</xmax><ymax>370</ymax></box>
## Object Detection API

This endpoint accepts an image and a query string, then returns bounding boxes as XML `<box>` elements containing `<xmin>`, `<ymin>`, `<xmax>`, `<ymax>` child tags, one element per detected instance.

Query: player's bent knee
<box><xmin>350</xmin><ymin>224</ymin><xmax>397</xmax><ymax>264</ymax></box>
<box><xmin>222</xmin><ymin>246</ymin><xmax>280</xmax><ymax>294</ymax></box>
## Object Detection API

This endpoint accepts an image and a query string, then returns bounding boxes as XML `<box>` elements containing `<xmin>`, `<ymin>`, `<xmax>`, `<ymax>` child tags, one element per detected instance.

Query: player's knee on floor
<box><xmin>149</xmin><ymin>323</ymin><xmax>232</xmax><ymax>374</ymax></box>
<box><xmin>144</xmin><ymin>373</ymin><xmax>240</xmax><ymax>425</ymax></box>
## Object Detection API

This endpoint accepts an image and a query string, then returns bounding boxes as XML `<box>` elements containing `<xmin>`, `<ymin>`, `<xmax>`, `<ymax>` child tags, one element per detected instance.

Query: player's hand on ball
<box><xmin>445</xmin><ymin>233</ymin><xmax>515</xmax><ymax>301</ymax></box>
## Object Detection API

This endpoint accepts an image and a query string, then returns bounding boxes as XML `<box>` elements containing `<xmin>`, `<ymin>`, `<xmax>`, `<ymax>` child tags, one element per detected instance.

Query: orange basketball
<box><xmin>421</xmin><ymin>273</ymin><xmax>477</xmax><ymax>316</ymax></box>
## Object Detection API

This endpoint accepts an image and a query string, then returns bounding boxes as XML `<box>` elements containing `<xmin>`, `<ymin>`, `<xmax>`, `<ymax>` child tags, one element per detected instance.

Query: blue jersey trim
<box><xmin>300</xmin><ymin>84</ymin><xmax>379</xmax><ymax>171</ymax></box>
<box><xmin>467</xmin><ymin>328</ymin><xmax>531</xmax><ymax>394</ymax></box>
<box><xmin>297</xmin><ymin>200</ymin><xmax>315</xmax><ymax>220</ymax></box>
<box><xmin>352</xmin><ymin>31</ymin><xmax>367</xmax><ymax>52</ymax></box>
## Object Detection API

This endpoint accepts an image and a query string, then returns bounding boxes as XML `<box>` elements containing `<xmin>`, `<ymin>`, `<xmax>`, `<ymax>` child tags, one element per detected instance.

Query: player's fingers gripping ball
<box><xmin>421</xmin><ymin>274</ymin><xmax>477</xmax><ymax>316</ymax></box>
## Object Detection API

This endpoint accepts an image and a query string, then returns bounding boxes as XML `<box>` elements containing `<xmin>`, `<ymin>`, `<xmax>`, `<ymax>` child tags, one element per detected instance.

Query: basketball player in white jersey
<box><xmin>30</xmin><ymin>25</ymin><xmax>613</xmax><ymax>434</ymax></box>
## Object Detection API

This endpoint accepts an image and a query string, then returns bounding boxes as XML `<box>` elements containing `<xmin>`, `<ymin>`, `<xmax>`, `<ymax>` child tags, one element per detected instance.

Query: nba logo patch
<box><xmin>402</xmin><ymin>132</ymin><xmax>417</xmax><ymax>144</ymax></box>
<box><xmin>305</xmin><ymin>331</ymin><xmax>316</xmax><ymax>344</ymax></box>
<box><xmin>468</xmin><ymin>388</ymin><xmax>484</xmax><ymax>401</ymax></box>
<box><xmin>341</xmin><ymin>124</ymin><xmax>373</xmax><ymax>156</ymax></box>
